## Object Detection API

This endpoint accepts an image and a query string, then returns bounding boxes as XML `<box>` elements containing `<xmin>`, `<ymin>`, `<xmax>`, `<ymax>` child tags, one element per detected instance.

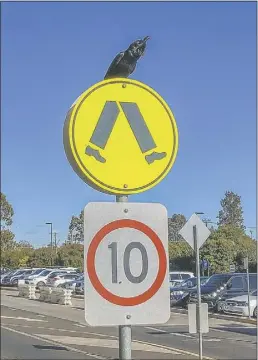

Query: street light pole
<box><xmin>46</xmin><ymin>222</ymin><xmax>53</xmax><ymax>266</ymax></box>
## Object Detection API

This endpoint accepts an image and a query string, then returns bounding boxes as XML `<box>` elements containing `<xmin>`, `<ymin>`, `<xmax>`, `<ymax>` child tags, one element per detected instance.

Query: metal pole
<box><xmin>54</xmin><ymin>232</ymin><xmax>57</xmax><ymax>256</ymax></box>
<box><xmin>193</xmin><ymin>225</ymin><xmax>203</xmax><ymax>360</ymax></box>
<box><xmin>116</xmin><ymin>195</ymin><xmax>131</xmax><ymax>360</ymax></box>
<box><xmin>50</xmin><ymin>223</ymin><xmax>53</xmax><ymax>266</ymax></box>
<box><xmin>246</xmin><ymin>257</ymin><xmax>251</xmax><ymax>319</ymax></box>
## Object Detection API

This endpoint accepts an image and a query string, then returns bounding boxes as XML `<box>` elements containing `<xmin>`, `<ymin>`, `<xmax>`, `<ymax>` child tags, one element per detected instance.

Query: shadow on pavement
<box><xmin>215</xmin><ymin>325</ymin><xmax>257</xmax><ymax>336</ymax></box>
<box><xmin>33</xmin><ymin>345</ymin><xmax>69</xmax><ymax>351</ymax></box>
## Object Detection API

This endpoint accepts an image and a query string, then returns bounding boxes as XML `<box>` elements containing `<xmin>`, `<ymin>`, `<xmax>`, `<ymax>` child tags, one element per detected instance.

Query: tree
<box><xmin>200</xmin><ymin>224</ymin><xmax>257</xmax><ymax>273</ymax></box>
<box><xmin>168</xmin><ymin>214</ymin><xmax>187</xmax><ymax>241</ymax></box>
<box><xmin>67</xmin><ymin>210</ymin><xmax>84</xmax><ymax>243</ymax></box>
<box><xmin>17</xmin><ymin>240</ymin><xmax>33</xmax><ymax>248</ymax></box>
<box><xmin>1</xmin><ymin>192</ymin><xmax>14</xmax><ymax>228</ymax></box>
<box><xmin>0</xmin><ymin>193</ymin><xmax>16</xmax><ymax>263</ymax></box>
<box><xmin>217</xmin><ymin>191</ymin><xmax>245</xmax><ymax>230</ymax></box>
<box><xmin>56</xmin><ymin>244</ymin><xmax>83</xmax><ymax>270</ymax></box>
<box><xmin>168</xmin><ymin>241</ymin><xmax>194</xmax><ymax>271</ymax></box>
<box><xmin>28</xmin><ymin>247</ymin><xmax>53</xmax><ymax>267</ymax></box>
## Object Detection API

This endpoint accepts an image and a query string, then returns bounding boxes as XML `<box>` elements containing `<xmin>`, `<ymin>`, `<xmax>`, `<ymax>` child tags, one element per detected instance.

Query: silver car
<box><xmin>223</xmin><ymin>289</ymin><xmax>257</xmax><ymax>318</ymax></box>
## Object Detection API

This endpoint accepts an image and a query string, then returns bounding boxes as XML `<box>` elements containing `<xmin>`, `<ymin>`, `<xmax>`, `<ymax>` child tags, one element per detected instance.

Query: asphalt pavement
<box><xmin>1</xmin><ymin>289</ymin><xmax>257</xmax><ymax>359</ymax></box>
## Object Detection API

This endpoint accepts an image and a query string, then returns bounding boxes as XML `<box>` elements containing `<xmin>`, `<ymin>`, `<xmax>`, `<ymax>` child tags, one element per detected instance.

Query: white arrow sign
<box><xmin>179</xmin><ymin>213</ymin><xmax>211</xmax><ymax>250</ymax></box>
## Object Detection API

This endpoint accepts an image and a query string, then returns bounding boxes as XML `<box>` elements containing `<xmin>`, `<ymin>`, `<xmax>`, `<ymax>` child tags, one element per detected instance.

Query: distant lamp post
<box><xmin>45</xmin><ymin>222</ymin><xmax>53</xmax><ymax>266</ymax></box>
<box><xmin>195</xmin><ymin>212</ymin><xmax>215</xmax><ymax>228</ymax></box>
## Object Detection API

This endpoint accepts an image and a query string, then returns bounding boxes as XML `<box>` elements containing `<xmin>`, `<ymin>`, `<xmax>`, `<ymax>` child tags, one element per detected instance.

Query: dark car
<box><xmin>216</xmin><ymin>273</ymin><xmax>257</xmax><ymax>311</ymax></box>
<box><xmin>170</xmin><ymin>276</ymin><xmax>209</xmax><ymax>307</ymax></box>
<box><xmin>188</xmin><ymin>273</ymin><xmax>257</xmax><ymax>311</ymax></box>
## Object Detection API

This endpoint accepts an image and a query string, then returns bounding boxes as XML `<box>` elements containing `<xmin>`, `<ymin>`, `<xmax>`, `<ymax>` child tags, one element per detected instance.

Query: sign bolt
<box><xmin>123</xmin><ymin>184</ymin><xmax>128</xmax><ymax>188</ymax></box>
<box><xmin>126</xmin><ymin>315</ymin><xmax>131</xmax><ymax>319</ymax></box>
<box><xmin>124</xmin><ymin>209</ymin><xmax>128</xmax><ymax>213</ymax></box>
<box><xmin>122</xmin><ymin>84</ymin><xmax>126</xmax><ymax>88</ymax></box>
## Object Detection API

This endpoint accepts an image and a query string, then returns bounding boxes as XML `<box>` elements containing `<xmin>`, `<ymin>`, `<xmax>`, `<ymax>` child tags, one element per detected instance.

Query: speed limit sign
<box><xmin>84</xmin><ymin>202</ymin><xmax>170</xmax><ymax>326</ymax></box>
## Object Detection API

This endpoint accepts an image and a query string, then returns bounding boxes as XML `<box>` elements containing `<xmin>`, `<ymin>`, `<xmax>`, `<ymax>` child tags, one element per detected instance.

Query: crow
<box><xmin>104</xmin><ymin>36</ymin><xmax>150</xmax><ymax>80</ymax></box>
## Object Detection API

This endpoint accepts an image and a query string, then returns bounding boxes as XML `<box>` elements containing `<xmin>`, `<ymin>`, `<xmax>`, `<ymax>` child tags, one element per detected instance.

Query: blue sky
<box><xmin>2</xmin><ymin>2</ymin><xmax>256</xmax><ymax>246</ymax></box>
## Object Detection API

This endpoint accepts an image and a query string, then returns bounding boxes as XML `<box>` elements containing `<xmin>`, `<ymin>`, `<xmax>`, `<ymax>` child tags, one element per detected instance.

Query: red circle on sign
<box><xmin>86</xmin><ymin>219</ymin><xmax>167</xmax><ymax>306</ymax></box>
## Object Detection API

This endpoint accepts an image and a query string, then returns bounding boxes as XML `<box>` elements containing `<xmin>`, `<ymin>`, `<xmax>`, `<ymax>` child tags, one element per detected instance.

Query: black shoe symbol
<box><xmin>85</xmin><ymin>146</ymin><xmax>106</xmax><ymax>163</ymax></box>
<box><xmin>145</xmin><ymin>152</ymin><xmax>167</xmax><ymax>164</ymax></box>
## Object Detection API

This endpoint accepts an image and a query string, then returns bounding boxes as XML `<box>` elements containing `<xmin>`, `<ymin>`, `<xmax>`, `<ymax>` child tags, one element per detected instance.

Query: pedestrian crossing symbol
<box><xmin>63</xmin><ymin>78</ymin><xmax>179</xmax><ymax>195</ymax></box>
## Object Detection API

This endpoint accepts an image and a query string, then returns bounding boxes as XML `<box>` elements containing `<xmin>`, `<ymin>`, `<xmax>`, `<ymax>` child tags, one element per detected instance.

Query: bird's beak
<box><xmin>143</xmin><ymin>36</ymin><xmax>150</xmax><ymax>43</ymax></box>
<box><xmin>137</xmin><ymin>36</ymin><xmax>150</xmax><ymax>56</ymax></box>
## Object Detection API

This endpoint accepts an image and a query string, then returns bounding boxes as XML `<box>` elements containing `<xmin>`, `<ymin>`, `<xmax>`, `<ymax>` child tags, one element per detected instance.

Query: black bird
<box><xmin>104</xmin><ymin>36</ymin><xmax>150</xmax><ymax>80</ymax></box>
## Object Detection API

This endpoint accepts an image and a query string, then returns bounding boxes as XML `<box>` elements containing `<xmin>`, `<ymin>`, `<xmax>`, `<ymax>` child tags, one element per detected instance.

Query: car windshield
<box><xmin>31</xmin><ymin>269</ymin><xmax>45</xmax><ymax>275</ymax></box>
<box><xmin>48</xmin><ymin>271</ymin><xmax>66</xmax><ymax>278</ymax></box>
<box><xmin>39</xmin><ymin>270</ymin><xmax>53</xmax><ymax>276</ymax></box>
<box><xmin>13</xmin><ymin>270</ymin><xmax>26</xmax><ymax>276</ymax></box>
<box><xmin>204</xmin><ymin>274</ymin><xmax>231</xmax><ymax>287</ymax></box>
<box><xmin>252</xmin><ymin>290</ymin><xmax>257</xmax><ymax>296</ymax></box>
<box><xmin>23</xmin><ymin>270</ymin><xmax>34</xmax><ymax>275</ymax></box>
<box><xmin>181</xmin><ymin>273</ymin><xmax>192</xmax><ymax>280</ymax></box>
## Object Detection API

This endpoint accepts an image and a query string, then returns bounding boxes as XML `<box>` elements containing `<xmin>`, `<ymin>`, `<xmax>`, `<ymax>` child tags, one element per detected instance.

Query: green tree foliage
<box><xmin>67</xmin><ymin>210</ymin><xmax>84</xmax><ymax>243</ymax></box>
<box><xmin>56</xmin><ymin>244</ymin><xmax>83</xmax><ymax>270</ymax></box>
<box><xmin>1</xmin><ymin>192</ymin><xmax>14</xmax><ymax>227</ymax></box>
<box><xmin>168</xmin><ymin>241</ymin><xmax>194</xmax><ymax>271</ymax></box>
<box><xmin>1</xmin><ymin>193</ymin><xmax>16</xmax><ymax>266</ymax></box>
<box><xmin>218</xmin><ymin>191</ymin><xmax>245</xmax><ymax>230</ymax></box>
<box><xmin>200</xmin><ymin>224</ymin><xmax>256</xmax><ymax>273</ymax></box>
<box><xmin>168</xmin><ymin>214</ymin><xmax>187</xmax><ymax>241</ymax></box>
<box><xmin>28</xmin><ymin>247</ymin><xmax>53</xmax><ymax>267</ymax></box>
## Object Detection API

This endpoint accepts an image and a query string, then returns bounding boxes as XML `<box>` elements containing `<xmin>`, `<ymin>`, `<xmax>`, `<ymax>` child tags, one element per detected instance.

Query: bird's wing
<box><xmin>104</xmin><ymin>52</ymin><xmax>125</xmax><ymax>79</ymax></box>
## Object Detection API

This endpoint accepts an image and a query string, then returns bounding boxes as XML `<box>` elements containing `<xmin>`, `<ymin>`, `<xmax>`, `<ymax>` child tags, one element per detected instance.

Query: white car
<box><xmin>223</xmin><ymin>290</ymin><xmax>257</xmax><ymax>318</ymax></box>
<box><xmin>46</xmin><ymin>273</ymin><xmax>81</xmax><ymax>288</ymax></box>
<box><xmin>25</xmin><ymin>269</ymin><xmax>59</xmax><ymax>288</ymax></box>
<box><xmin>169</xmin><ymin>271</ymin><xmax>194</xmax><ymax>287</ymax></box>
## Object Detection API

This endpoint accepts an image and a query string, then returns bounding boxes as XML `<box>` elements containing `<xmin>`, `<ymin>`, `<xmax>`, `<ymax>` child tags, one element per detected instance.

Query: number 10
<box><xmin>108</xmin><ymin>241</ymin><xmax>148</xmax><ymax>284</ymax></box>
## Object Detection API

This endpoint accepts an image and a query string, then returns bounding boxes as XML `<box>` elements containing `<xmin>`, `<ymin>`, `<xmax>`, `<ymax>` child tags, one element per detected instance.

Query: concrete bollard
<box><xmin>50</xmin><ymin>288</ymin><xmax>73</xmax><ymax>306</ymax></box>
<box><xmin>39</xmin><ymin>287</ymin><xmax>52</xmax><ymax>302</ymax></box>
<box><xmin>18</xmin><ymin>284</ymin><xmax>36</xmax><ymax>300</ymax></box>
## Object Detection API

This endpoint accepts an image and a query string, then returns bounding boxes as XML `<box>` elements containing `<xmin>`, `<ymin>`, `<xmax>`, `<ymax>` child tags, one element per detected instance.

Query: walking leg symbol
<box><xmin>85</xmin><ymin>101</ymin><xmax>167</xmax><ymax>164</ymax></box>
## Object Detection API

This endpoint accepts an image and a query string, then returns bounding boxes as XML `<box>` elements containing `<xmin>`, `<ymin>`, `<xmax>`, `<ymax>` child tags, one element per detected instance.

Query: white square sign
<box><xmin>84</xmin><ymin>202</ymin><xmax>170</xmax><ymax>327</ymax></box>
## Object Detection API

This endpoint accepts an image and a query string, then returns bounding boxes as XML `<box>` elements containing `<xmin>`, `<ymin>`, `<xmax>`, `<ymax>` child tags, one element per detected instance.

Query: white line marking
<box><xmin>1</xmin><ymin>326</ymin><xmax>107</xmax><ymax>360</ymax></box>
<box><xmin>1</xmin><ymin>323</ymin><xmax>214</xmax><ymax>359</ymax></box>
<box><xmin>145</xmin><ymin>326</ymin><xmax>194</xmax><ymax>338</ymax></box>
<box><xmin>1</xmin><ymin>316</ymin><xmax>47</xmax><ymax>322</ymax></box>
<box><xmin>37</xmin><ymin>334</ymin><xmax>180</xmax><ymax>354</ymax></box>
<box><xmin>145</xmin><ymin>326</ymin><xmax>167</xmax><ymax>333</ymax></box>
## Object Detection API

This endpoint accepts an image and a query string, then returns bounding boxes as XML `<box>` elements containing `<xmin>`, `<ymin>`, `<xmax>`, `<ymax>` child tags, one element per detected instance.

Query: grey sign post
<box><xmin>179</xmin><ymin>213</ymin><xmax>211</xmax><ymax>360</ymax></box>
<box><xmin>116</xmin><ymin>194</ymin><xmax>132</xmax><ymax>360</ymax></box>
<box><xmin>243</xmin><ymin>257</ymin><xmax>251</xmax><ymax>319</ymax></box>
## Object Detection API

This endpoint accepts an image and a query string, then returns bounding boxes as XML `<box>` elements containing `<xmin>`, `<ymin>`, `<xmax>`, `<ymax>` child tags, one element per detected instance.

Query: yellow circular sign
<box><xmin>63</xmin><ymin>78</ymin><xmax>179</xmax><ymax>195</ymax></box>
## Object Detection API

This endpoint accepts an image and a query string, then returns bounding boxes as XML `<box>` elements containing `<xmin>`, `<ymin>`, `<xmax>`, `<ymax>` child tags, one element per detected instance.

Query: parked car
<box><xmin>75</xmin><ymin>279</ymin><xmax>84</xmax><ymax>295</ymax></box>
<box><xmin>215</xmin><ymin>273</ymin><xmax>257</xmax><ymax>311</ymax></box>
<box><xmin>25</xmin><ymin>269</ymin><xmax>61</xmax><ymax>288</ymax></box>
<box><xmin>1</xmin><ymin>269</ymin><xmax>32</xmax><ymax>286</ymax></box>
<box><xmin>222</xmin><ymin>289</ymin><xmax>257</xmax><ymax>318</ymax></box>
<box><xmin>1</xmin><ymin>270</ymin><xmax>16</xmax><ymax>284</ymax></box>
<box><xmin>10</xmin><ymin>269</ymin><xmax>38</xmax><ymax>286</ymax></box>
<box><xmin>188</xmin><ymin>273</ymin><xmax>257</xmax><ymax>311</ymax></box>
<box><xmin>46</xmin><ymin>273</ymin><xmax>80</xmax><ymax>288</ymax></box>
<box><xmin>60</xmin><ymin>276</ymin><xmax>84</xmax><ymax>292</ymax></box>
<box><xmin>169</xmin><ymin>271</ymin><xmax>194</xmax><ymax>286</ymax></box>
<box><xmin>170</xmin><ymin>276</ymin><xmax>209</xmax><ymax>306</ymax></box>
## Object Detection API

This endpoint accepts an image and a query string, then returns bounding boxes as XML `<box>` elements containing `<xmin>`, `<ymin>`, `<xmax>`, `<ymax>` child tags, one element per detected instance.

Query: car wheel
<box><xmin>253</xmin><ymin>307</ymin><xmax>257</xmax><ymax>318</ymax></box>
<box><xmin>37</xmin><ymin>281</ymin><xmax>45</xmax><ymax>289</ymax></box>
